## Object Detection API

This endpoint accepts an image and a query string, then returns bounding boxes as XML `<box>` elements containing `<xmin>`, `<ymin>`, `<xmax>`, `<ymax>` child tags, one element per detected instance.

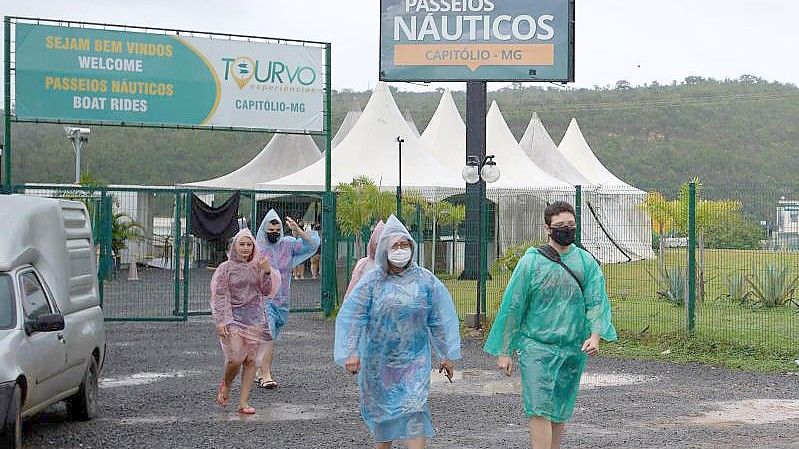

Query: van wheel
<box><xmin>66</xmin><ymin>358</ymin><xmax>98</xmax><ymax>421</ymax></box>
<box><xmin>0</xmin><ymin>384</ymin><xmax>22</xmax><ymax>449</ymax></box>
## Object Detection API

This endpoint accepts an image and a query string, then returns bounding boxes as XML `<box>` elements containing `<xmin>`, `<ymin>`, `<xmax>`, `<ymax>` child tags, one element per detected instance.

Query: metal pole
<box><xmin>575</xmin><ymin>185</ymin><xmax>582</xmax><ymax>246</ymax></box>
<box><xmin>3</xmin><ymin>17</ymin><xmax>12</xmax><ymax>193</ymax></box>
<box><xmin>461</xmin><ymin>80</ymin><xmax>487</xmax><ymax>282</ymax></box>
<box><xmin>476</xmin><ymin>181</ymin><xmax>483</xmax><ymax>329</ymax></box>
<box><xmin>687</xmin><ymin>182</ymin><xmax>697</xmax><ymax>334</ymax></box>
<box><xmin>321</xmin><ymin>42</ymin><xmax>336</xmax><ymax>316</ymax></box>
<box><xmin>396</xmin><ymin>136</ymin><xmax>404</xmax><ymax>221</ymax></box>
<box><xmin>172</xmin><ymin>193</ymin><xmax>182</xmax><ymax>317</ymax></box>
<box><xmin>74</xmin><ymin>133</ymin><xmax>82</xmax><ymax>183</ymax></box>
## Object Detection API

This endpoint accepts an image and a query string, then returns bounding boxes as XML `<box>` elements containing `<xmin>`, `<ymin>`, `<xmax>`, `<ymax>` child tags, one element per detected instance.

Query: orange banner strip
<box><xmin>394</xmin><ymin>43</ymin><xmax>554</xmax><ymax>71</ymax></box>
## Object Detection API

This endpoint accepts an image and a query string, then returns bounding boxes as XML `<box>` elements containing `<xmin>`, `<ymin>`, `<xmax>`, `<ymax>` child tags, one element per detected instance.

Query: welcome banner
<box><xmin>14</xmin><ymin>23</ymin><xmax>324</xmax><ymax>132</ymax></box>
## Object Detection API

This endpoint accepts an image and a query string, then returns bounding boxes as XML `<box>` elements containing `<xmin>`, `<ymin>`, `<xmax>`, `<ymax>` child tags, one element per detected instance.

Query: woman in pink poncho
<box><xmin>210</xmin><ymin>228</ymin><xmax>281</xmax><ymax>414</ymax></box>
<box><xmin>344</xmin><ymin>221</ymin><xmax>385</xmax><ymax>299</ymax></box>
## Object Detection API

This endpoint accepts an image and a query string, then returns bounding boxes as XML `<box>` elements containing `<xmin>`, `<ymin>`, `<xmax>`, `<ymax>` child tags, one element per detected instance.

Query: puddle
<box><xmin>431</xmin><ymin>370</ymin><xmax>656</xmax><ymax>395</ymax></box>
<box><xmin>690</xmin><ymin>399</ymin><xmax>799</xmax><ymax>425</ymax></box>
<box><xmin>100</xmin><ymin>371</ymin><xmax>200</xmax><ymax>388</ymax></box>
<box><xmin>103</xmin><ymin>402</ymin><xmax>330</xmax><ymax>425</ymax></box>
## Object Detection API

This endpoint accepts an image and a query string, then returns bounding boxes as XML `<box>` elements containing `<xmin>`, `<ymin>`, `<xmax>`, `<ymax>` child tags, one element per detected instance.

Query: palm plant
<box><xmin>336</xmin><ymin>177</ymin><xmax>395</xmax><ymax>256</ymax></box>
<box><xmin>640</xmin><ymin>178</ymin><xmax>742</xmax><ymax>301</ymax></box>
<box><xmin>111</xmin><ymin>212</ymin><xmax>143</xmax><ymax>256</ymax></box>
<box><xmin>722</xmin><ymin>273</ymin><xmax>752</xmax><ymax>305</ymax></box>
<box><xmin>745</xmin><ymin>264</ymin><xmax>799</xmax><ymax>308</ymax></box>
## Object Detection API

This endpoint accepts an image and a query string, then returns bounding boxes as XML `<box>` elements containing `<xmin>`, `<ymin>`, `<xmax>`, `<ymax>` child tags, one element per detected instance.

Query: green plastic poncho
<box><xmin>483</xmin><ymin>245</ymin><xmax>617</xmax><ymax>423</ymax></box>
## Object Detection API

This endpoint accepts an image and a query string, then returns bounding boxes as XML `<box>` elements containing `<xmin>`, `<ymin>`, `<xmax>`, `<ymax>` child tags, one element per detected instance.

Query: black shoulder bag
<box><xmin>536</xmin><ymin>245</ymin><xmax>583</xmax><ymax>293</ymax></box>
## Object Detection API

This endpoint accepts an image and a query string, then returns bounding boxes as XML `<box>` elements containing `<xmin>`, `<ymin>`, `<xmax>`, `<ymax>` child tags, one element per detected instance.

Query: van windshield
<box><xmin>0</xmin><ymin>274</ymin><xmax>14</xmax><ymax>329</ymax></box>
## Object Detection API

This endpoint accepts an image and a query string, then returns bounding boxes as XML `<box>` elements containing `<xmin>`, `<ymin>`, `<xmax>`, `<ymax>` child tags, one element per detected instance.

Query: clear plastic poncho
<box><xmin>210</xmin><ymin>229</ymin><xmax>281</xmax><ymax>364</ymax></box>
<box><xmin>255</xmin><ymin>209</ymin><xmax>320</xmax><ymax>338</ymax></box>
<box><xmin>344</xmin><ymin>220</ymin><xmax>385</xmax><ymax>299</ymax></box>
<box><xmin>483</xmin><ymin>245</ymin><xmax>617</xmax><ymax>423</ymax></box>
<box><xmin>334</xmin><ymin>215</ymin><xmax>461</xmax><ymax>442</ymax></box>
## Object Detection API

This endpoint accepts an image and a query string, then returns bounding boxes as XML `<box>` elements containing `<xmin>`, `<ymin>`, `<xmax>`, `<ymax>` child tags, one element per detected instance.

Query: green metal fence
<box><xmin>13</xmin><ymin>184</ymin><xmax>335</xmax><ymax>321</ymax></box>
<box><xmin>371</xmin><ymin>182</ymin><xmax>799</xmax><ymax>357</ymax></box>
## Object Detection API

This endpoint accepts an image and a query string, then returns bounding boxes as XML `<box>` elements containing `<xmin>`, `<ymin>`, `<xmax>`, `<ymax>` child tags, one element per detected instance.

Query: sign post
<box><xmin>379</xmin><ymin>1</ymin><xmax>575</xmax><ymax>328</ymax></box>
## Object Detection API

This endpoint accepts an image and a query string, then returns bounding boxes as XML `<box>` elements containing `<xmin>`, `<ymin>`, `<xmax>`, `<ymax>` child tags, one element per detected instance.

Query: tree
<box><xmin>640</xmin><ymin>179</ymin><xmax>742</xmax><ymax>301</ymax></box>
<box><xmin>615</xmin><ymin>80</ymin><xmax>632</xmax><ymax>90</ymax></box>
<box><xmin>336</xmin><ymin>176</ymin><xmax>395</xmax><ymax>256</ymax></box>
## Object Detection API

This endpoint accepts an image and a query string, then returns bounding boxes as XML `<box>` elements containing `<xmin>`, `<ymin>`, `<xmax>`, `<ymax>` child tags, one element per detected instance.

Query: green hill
<box><xmin>3</xmin><ymin>76</ymin><xmax>798</xmax><ymax>198</ymax></box>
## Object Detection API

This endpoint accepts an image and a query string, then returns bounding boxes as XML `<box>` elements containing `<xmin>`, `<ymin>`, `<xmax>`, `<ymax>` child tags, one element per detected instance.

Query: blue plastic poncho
<box><xmin>255</xmin><ymin>209</ymin><xmax>320</xmax><ymax>338</ymax></box>
<box><xmin>334</xmin><ymin>215</ymin><xmax>461</xmax><ymax>442</ymax></box>
<box><xmin>484</xmin><ymin>245</ymin><xmax>617</xmax><ymax>423</ymax></box>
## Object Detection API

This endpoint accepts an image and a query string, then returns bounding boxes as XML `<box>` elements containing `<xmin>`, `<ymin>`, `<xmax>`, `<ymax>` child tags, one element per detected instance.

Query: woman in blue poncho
<box><xmin>254</xmin><ymin>209</ymin><xmax>320</xmax><ymax>389</ymax></box>
<box><xmin>334</xmin><ymin>215</ymin><xmax>461</xmax><ymax>449</ymax></box>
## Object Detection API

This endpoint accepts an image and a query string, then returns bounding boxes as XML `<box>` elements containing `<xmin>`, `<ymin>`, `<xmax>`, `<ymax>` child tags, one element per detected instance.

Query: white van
<box><xmin>0</xmin><ymin>195</ymin><xmax>106</xmax><ymax>449</ymax></box>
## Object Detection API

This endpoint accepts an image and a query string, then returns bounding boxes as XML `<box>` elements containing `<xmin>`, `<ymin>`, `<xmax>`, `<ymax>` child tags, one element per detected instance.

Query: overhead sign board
<box><xmin>14</xmin><ymin>23</ymin><xmax>324</xmax><ymax>131</ymax></box>
<box><xmin>379</xmin><ymin>0</ymin><xmax>574</xmax><ymax>82</ymax></box>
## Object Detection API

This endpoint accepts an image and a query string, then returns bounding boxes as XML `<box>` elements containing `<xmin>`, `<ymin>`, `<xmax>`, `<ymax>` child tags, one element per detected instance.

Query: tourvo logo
<box><xmin>221</xmin><ymin>56</ymin><xmax>317</xmax><ymax>88</ymax></box>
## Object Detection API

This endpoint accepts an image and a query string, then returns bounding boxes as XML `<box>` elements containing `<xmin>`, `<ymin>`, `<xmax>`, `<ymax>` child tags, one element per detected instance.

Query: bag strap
<box><xmin>536</xmin><ymin>245</ymin><xmax>584</xmax><ymax>293</ymax></box>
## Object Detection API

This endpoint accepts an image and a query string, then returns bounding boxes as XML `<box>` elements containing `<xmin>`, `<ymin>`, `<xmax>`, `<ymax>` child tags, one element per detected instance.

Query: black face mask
<box><xmin>266</xmin><ymin>232</ymin><xmax>280</xmax><ymax>244</ymax></box>
<box><xmin>550</xmin><ymin>226</ymin><xmax>576</xmax><ymax>246</ymax></box>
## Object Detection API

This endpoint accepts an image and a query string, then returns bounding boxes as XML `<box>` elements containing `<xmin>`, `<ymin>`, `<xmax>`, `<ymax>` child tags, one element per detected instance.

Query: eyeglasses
<box><xmin>392</xmin><ymin>241</ymin><xmax>412</xmax><ymax>250</ymax></box>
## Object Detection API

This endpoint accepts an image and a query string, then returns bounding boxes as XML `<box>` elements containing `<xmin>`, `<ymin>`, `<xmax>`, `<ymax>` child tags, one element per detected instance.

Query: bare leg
<box><xmin>375</xmin><ymin>442</ymin><xmax>392</xmax><ymax>449</ymax></box>
<box><xmin>529</xmin><ymin>417</ymin><xmax>553</xmax><ymax>449</ymax></box>
<box><xmin>257</xmin><ymin>341</ymin><xmax>275</xmax><ymax>382</ymax></box>
<box><xmin>224</xmin><ymin>360</ymin><xmax>241</xmax><ymax>386</ymax></box>
<box><xmin>405</xmin><ymin>437</ymin><xmax>426</xmax><ymax>449</ymax></box>
<box><xmin>239</xmin><ymin>356</ymin><xmax>257</xmax><ymax>408</ymax></box>
<box><xmin>551</xmin><ymin>422</ymin><xmax>565</xmax><ymax>449</ymax></box>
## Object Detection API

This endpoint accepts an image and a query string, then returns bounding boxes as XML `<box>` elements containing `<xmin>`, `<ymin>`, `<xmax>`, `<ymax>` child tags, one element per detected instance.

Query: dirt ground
<box><xmin>20</xmin><ymin>314</ymin><xmax>799</xmax><ymax>449</ymax></box>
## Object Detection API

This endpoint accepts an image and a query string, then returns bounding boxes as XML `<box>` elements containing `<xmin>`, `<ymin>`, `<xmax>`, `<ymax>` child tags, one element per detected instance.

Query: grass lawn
<box><xmin>442</xmin><ymin>248</ymin><xmax>799</xmax><ymax>373</ymax></box>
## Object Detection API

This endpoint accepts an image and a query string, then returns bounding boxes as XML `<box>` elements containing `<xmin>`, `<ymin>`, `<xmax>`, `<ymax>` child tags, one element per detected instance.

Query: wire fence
<box><xmin>10</xmin><ymin>181</ymin><xmax>799</xmax><ymax>357</ymax></box>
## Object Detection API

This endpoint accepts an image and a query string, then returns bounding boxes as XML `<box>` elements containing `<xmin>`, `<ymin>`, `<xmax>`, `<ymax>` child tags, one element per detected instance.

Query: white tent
<box><xmin>485</xmin><ymin>101</ymin><xmax>573</xmax><ymax>251</ymax></box>
<box><xmin>519</xmin><ymin>112</ymin><xmax>589</xmax><ymax>185</ymax></box>
<box><xmin>259</xmin><ymin>81</ymin><xmax>464</xmax><ymax>194</ymax></box>
<box><xmin>180</xmin><ymin>133</ymin><xmax>322</xmax><ymax>190</ymax></box>
<box><xmin>332</xmin><ymin>99</ymin><xmax>362</xmax><ymax>149</ymax></box>
<box><xmin>558</xmin><ymin>118</ymin><xmax>655</xmax><ymax>262</ymax></box>
<box><xmin>403</xmin><ymin>109</ymin><xmax>422</xmax><ymax>139</ymax></box>
<box><xmin>486</xmin><ymin>102</ymin><xmax>572</xmax><ymax>190</ymax></box>
<box><xmin>419</xmin><ymin>89</ymin><xmax>465</xmax><ymax>172</ymax></box>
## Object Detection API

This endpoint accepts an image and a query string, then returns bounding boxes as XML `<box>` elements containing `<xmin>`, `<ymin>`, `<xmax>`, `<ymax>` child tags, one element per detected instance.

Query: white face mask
<box><xmin>387</xmin><ymin>248</ymin><xmax>412</xmax><ymax>267</ymax></box>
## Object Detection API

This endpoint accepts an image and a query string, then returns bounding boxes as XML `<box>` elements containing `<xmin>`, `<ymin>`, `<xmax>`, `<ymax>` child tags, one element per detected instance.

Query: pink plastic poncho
<box><xmin>344</xmin><ymin>220</ymin><xmax>385</xmax><ymax>299</ymax></box>
<box><xmin>210</xmin><ymin>229</ymin><xmax>281</xmax><ymax>364</ymax></box>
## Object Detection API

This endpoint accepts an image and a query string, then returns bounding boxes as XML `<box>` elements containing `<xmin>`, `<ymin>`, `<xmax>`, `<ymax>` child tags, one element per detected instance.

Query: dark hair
<box><xmin>269</xmin><ymin>219</ymin><xmax>280</xmax><ymax>225</ymax></box>
<box><xmin>544</xmin><ymin>201</ymin><xmax>576</xmax><ymax>225</ymax></box>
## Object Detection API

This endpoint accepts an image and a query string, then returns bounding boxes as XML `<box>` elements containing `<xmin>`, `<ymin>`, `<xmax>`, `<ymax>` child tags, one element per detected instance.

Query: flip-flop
<box><xmin>257</xmin><ymin>378</ymin><xmax>278</xmax><ymax>389</ymax></box>
<box><xmin>238</xmin><ymin>405</ymin><xmax>256</xmax><ymax>415</ymax></box>
<box><xmin>216</xmin><ymin>380</ymin><xmax>229</xmax><ymax>406</ymax></box>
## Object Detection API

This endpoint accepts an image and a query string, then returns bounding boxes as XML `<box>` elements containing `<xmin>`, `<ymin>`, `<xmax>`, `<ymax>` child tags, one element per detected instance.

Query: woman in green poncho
<box><xmin>484</xmin><ymin>201</ymin><xmax>617</xmax><ymax>449</ymax></box>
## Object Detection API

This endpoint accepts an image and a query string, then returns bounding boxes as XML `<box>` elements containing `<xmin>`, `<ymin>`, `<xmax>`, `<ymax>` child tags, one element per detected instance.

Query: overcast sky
<box><xmin>1</xmin><ymin>0</ymin><xmax>797</xmax><ymax>92</ymax></box>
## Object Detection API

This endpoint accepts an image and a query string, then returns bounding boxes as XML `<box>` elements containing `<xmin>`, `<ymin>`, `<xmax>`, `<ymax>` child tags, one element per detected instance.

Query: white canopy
<box><xmin>180</xmin><ymin>133</ymin><xmax>322</xmax><ymax>190</ymax></box>
<box><xmin>419</xmin><ymin>89</ymin><xmax>465</xmax><ymax>172</ymax></box>
<box><xmin>557</xmin><ymin>118</ymin><xmax>654</xmax><ymax>262</ymax></box>
<box><xmin>332</xmin><ymin>99</ymin><xmax>362</xmax><ymax>149</ymax></box>
<box><xmin>404</xmin><ymin>109</ymin><xmax>422</xmax><ymax>139</ymax></box>
<box><xmin>559</xmin><ymin>118</ymin><xmax>638</xmax><ymax>190</ymax></box>
<box><xmin>259</xmin><ymin>81</ymin><xmax>465</xmax><ymax>193</ymax></box>
<box><xmin>486</xmin><ymin>101</ymin><xmax>571</xmax><ymax>190</ymax></box>
<box><xmin>519</xmin><ymin>112</ymin><xmax>589</xmax><ymax>185</ymax></box>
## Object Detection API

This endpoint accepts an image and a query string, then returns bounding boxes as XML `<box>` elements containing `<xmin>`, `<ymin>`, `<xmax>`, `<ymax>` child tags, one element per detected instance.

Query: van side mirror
<box><xmin>25</xmin><ymin>313</ymin><xmax>65</xmax><ymax>334</ymax></box>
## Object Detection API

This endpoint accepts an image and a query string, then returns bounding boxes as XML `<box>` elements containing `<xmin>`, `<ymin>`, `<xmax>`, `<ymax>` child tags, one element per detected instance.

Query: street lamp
<box><xmin>65</xmin><ymin>127</ymin><xmax>91</xmax><ymax>184</ymax></box>
<box><xmin>396</xmin><ymin>136</ymin><xmax>404</xmax><ymax>221</ymax></box>
<box><xmin>462</xmin><ymin>154</ymin><xmax>500</xmax><ymax>329</ymax></box>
